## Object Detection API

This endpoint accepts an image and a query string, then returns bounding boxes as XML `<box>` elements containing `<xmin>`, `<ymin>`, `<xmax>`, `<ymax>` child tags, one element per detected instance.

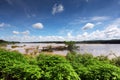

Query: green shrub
<box><xmin>111</xmin><ymin>56</ymin><xmax>120</xmax><ymax>67</ymax></box>
<box><xmin>85</xmin><ymin>63</ymin><xmax>120</xmax><ymax>80</ymax></box>
<box><xmin>66</xmin><ymin>53</ymin><xmax>120</xmax><ymax>80</ymax></box>
<box><xmin>37</xmin><ymin>54</ymin><xmax>80</xmax><ymax>80</ymax></box>
<box><xmin>0</xmin><ymin>48</ymin><xmax>42</xmax><ymax>80</ymax></box>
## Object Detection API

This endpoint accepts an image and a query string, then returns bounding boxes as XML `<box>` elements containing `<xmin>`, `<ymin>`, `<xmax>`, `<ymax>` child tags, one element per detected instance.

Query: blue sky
<box><xmin>0</xmin><ymin>0</ymin><xmax>120</xmax><ymax>42</ymax></box>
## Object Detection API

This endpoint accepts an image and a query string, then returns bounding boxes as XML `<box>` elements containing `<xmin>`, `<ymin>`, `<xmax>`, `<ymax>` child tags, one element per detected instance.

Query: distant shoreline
<box><xmin>1</xmin><ymin>39</ymin><xmax>120</xmax><ymax>44</ymax></box>
<box><xmin>20</xmin><ymin>39</ymin><xmax>120</xmax><ymax>44</ymax></box>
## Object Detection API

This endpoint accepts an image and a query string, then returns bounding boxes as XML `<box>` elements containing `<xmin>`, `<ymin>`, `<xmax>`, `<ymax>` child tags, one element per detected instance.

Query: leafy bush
<box><xmin>66</xmin><ymin>52</ymin><xmax>120</xmax><ymax>80</ymax></box>
<box><xmin>0</xmin><ymin>48</ymin><xmax>42</xmax><ymax>80</ymax></box>
<box><xmin>111</xmin><ymin>56</ymin><xmax>120</xmax><ymax>67</ymax></box>
<box><xmin>37</xmin><ymin>54</ymin><xmax>80</xmax><ymax>80</ymax></box>
<box><xmin>83</xmin><ymin>63</ymin><xmax>120</xmax><ymax>80</ymax></box>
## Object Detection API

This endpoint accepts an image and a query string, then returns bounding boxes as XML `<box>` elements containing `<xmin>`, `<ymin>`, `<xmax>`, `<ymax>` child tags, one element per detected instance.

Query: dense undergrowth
<box><xmin>0</xmin><ymin>48</ymin><xmax>120</xmax><ymax>80</ymax></box>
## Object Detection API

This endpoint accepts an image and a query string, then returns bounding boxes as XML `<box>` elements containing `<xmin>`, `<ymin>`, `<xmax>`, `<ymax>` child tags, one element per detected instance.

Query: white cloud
<box><xmin>0</xmin><ymin>23</ymin><xmax>5</xmax><ymax>27</ymax></box>
<box><xmin>2</xmin><ymin>35</ymin><xmax>66</xmax><ymax>42</ymax></box>
<box><xmin>21</xmin><ymin>30</ymin><xmax>30</xmax><ymax>35</ymax></box>
<box><xmin>82</xmin><ymin>23</ymin><xmax>95</xmax><ymax>30</ymax></box>
<box><xmin>12</xmin><ymin>30</ymin><xmax>30</xmax><ymax>35</ymax></box>
<box><xmin>91</xmin><ymin>16</ymin><xmax>109</xmax><ymax>21</ymax></box>
<box><xmin>67</xmin><ymin>32</ymin><xmax>72</xmax><ymax>37</ymax></box>
<box><xmin>0</xmin><ymin>22</ymin><xmax>13</xmax><ymax>28</ymax></box>
<box><xmin>13</xmin><ymin>31</ymin><xmax>19</xmax><ymax>35</ymax></box>
<box><xmin>82</xmin><ymin>18</ymin><xmax>120</xmax><ymax>40</ymax></box>
<box><xmin>82</xmin><ymin>32</ymin><xmax>88</xmax><ymax>37</ymax></box>
<box><xmin>96</xmin><ymin>22</ymin><xmax>102</xmax><ymax>25</ymax></box>
<box><xmin>2</xmin><ymin>18</ymin><xmax>120</xmax><ymax>42</ymax></box>
<box><xmin>52</xmin><ymin>4</ymin><xmax>64</xmax><ymax>15</ymax></box>
<box><xmin>2</xmin><ymin>26</ymin><xmax>120</xmax><ymax>42</ymax></box>
<box><xmin>32</xmin><ymin>23</ymin><xmax>44</xmax><ymax>29</ymax></box>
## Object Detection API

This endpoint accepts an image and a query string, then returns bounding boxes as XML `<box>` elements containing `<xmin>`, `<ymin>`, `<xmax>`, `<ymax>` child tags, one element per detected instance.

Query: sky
<box><xmin>0</xmin><ymin>0</ymin><xmax>120</xmax><ymax>42</ymax></box>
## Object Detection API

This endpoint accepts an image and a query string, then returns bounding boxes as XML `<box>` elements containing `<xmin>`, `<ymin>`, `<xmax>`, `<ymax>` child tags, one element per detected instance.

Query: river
<box><xmin>6</xmin><ymin>43</ymin><xmax>120</xmax><ymax>57</ymax></box>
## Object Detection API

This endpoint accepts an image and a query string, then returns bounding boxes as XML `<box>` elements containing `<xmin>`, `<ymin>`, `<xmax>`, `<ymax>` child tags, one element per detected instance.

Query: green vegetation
<box><xmin>66</xmin><ymin>52</ymin><xmax>120</xmax><ymax>80</ymax></box>
<box><xmin>0</xmin><ymin>48</ymin><xmax>79</xmax><ymax>80</ymax></box>
<box><xmin>0</xmin><ymin>40</ymin><xmax>19</xmax><ymax>48</ymax></box>
<box><xmin>0</xmin><ymin>48</ymin><xmax>120</xmax><ymax>80</ymax></box>
<box><xmin>37</xmin><ymin>54</ymin><xmax>80</xmax><ymax>80</ymax></box>
<box><xmin>64</xmin><ymin>41</ymin><xmax>79</xmax><ymax>53</ymax></box>
<box><xmin>0</xmin><ymin>48</ymin><xmax>42</xmax><ymax>80</ymax></box>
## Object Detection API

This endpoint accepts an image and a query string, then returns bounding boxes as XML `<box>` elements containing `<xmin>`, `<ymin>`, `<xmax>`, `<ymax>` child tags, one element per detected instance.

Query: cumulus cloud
<box><xmin>3</xmin><ymin>26</ymin><xmax>120</xmax><ymax>42</ymax></box>
<box><xmin>2</xmin><ymin>35</ymin><xmax>65</xmax><ymax>42</ymax></box>
<box><xmin>52</xmin><ymin>4</ymin><xmax>64</xmax><ymax>15</ymax></box>
<box><xmin>82</xmin><ymin>18</ymin><xmax>120</xmax><ymax>40</ymax></box>
<box><xmin>13</xmin><ymin>31</ymin><xmax>19</xmax><ymax>35</ymax></box>
<box><xmin>12</xmin><ymin>30</ymin><xmax>30</xmax><ymax>35</ymax></box>
<box><xmin>82</xmin><ymin>23</ymin><xmax>95</xmax><ymax>30</ymax></box>
<box><xmin>0</xmin><ymin>22</ymin><xmax>13</xmax><ymax>28</ymax></box>
<box><xmin>32</xmin><ymin>23</ymin><xmax>44</xmax><ymax>29</ymax></box>
<box><xmin>2</xmin><ymin>18</ymin><xmax>120</xmax><ymax>42</ymax></box>
<box><xmin>89</xmin><ymin>27</ymin><xmax>120</xmax><ymax>40</ymax></box>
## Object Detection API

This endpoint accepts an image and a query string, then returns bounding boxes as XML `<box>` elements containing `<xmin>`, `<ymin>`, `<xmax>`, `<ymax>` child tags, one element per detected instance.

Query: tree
<box><xmin>64</xmin><ymin>41</ymin><xmax>79</xmax><ymax>53</ymax></box>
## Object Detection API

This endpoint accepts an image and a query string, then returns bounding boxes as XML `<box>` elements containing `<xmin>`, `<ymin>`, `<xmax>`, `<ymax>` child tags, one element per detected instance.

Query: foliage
<box><xmin>66</xmin><ymin>52</ymin><xmax>120</xmax><ymax>80</ymax></box>
<box><xmin>0</xmin><ymin>40</ymin><xmax>19</xmax><ymax>48</ymax></box>
<box><xmin>95</xmin><ymin>55</ymin><xmax>111</xmax><ymax>64</ymax></box>
<box><xmin>1</xmin><ymin>48</ymin><xmax>120</xmax><ymax>80</ymax></box>
<box><xmin>0</xmin><ymin>48</ymin><xmax>42</xmax><ymax>80</ymax></box>
<box><xmin>85</xmin><ymin>64</ymin><xmax>120</xmax><ymax>80</ymax></box>
<box><xmin>37</xmin><ymin>54</ymin><xmax>80</xmax><ymax>80</ymax></box>
<box><xmin>111</xmin><ymin>56</ymin><xmax>120</xmax><ymax>67</ymax></box>
<box><xmin>64</xmin><ymin>41</ymin><xmax>79</xmax><ymax>53</ymax></box>
<box><xmin>96</xmin><ymin>55</ymin><xmax>109</xmax><ymax>61</ymax></box>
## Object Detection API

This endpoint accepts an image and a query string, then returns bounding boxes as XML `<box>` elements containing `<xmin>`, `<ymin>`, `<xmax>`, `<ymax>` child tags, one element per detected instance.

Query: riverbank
<box><xmin>4</xmin><ymin>43</ymin><xmax>120</xmax><ymax>59</ymax></box>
